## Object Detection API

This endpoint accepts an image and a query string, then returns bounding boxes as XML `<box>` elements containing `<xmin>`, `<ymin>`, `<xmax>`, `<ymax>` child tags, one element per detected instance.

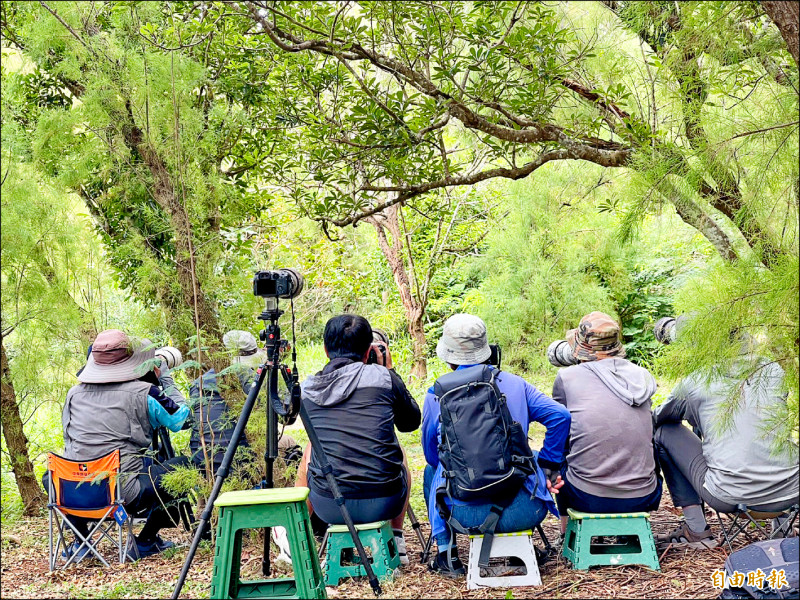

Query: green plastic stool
<box><xmin>210</xmin><ymin>488</ymin><xmax>326</xmax><ymax>599</ymax></box>
<box><xmin>562</xmin><ymin>509</ymin><xmax>660</xmax><ymax>571</ymax></box>
<box><xmin>322</xmin><ymin>521</ymin><xmax>400</xmax><ymax>586</ymax></box>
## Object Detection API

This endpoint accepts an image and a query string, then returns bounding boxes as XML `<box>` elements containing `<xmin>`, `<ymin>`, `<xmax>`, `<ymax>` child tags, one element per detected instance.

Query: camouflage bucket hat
<box><xmin>572</xmin><ymin>311</ymin><xmax>626</xmax><ymax>362</ymax></box>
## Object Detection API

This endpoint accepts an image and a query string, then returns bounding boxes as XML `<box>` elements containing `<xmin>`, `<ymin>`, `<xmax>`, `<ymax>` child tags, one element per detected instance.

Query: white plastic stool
<box><xmin>467</xmin><ymin>530</ymin><xmax>542</xmax><ymax>590</ymax></box>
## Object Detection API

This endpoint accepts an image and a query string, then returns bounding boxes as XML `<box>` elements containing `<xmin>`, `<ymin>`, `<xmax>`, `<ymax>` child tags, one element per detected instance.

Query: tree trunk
<box><xmin>117</xmin><ymin>100</ymin><xmax>224</xmax><ymax>350</ymax></box>
<box><xmin>407</xmin><ymin>309</ymin><xmax>428</xmax><ymax>381</ymax></box>
<box><xmin>1</xmin><ymin>336</ymin><xmax>45</xmax><ymax>516</ymax></box>
<box><xmin>673</xmin><ymin>43</ymin><xmax>782</xmax><ymax>267</ymax></box>
<box><xmin>761</xmin><ymin>1</ymin><xmax>800</xmax><ymax>66</ymax></box>
<box><xmin>369</xmin><ymin>207</ymin><xmax>428</xmax><ymax>381</ymax></box>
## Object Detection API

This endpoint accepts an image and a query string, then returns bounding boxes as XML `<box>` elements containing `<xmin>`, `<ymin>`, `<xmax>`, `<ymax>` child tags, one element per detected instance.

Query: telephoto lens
<box><xmin>155</xmin><ymin>346</ymin><xmax>183</xmax><ymax>369</ymax></box>
<box><xmin>279</xmin><ymin>267</ymin><xmax>304</xmax><ymax>298</ymax></box>
<box><xmin>654</xmin><ymin>316</ymin><xmax>677</xmax><ymax>344</ymax></box>
<box><xmin>547</xmin><ymin>339</ymin><xmax>579</xmax><ymax>367</ymax></box>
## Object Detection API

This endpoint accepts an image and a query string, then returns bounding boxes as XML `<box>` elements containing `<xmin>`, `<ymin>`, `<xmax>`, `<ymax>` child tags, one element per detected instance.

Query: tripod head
<box><xmin>256</xmin><ymin>296</ymin><xmax>300</xmax><ymax>424</ymax></box>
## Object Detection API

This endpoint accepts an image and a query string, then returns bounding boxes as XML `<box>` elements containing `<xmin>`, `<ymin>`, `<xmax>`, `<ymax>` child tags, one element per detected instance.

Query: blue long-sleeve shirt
<box><xmin>146</xmin><ymin>384</ymin><xmax>190</xmax><ymax>432</ymax></box>
<box><xmin>422</xmin><ymin>365</ymin><xmax>571</xmax><ymax>538</ymax></box>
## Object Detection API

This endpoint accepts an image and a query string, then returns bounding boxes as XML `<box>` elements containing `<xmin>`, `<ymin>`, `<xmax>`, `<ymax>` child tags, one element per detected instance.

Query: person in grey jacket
<box><xmin>552</xmin><ymin>312</ymin><xmax>662</xmax><ymax>533</ymax></box>
<box><xmin>296</xmin><ymin>314</ymin><xmax>421</xmax><ymax>564</ymax></box>
<box><xmin>47</xmin><ymin>329</ymin><xmax>191</xmax><ymax>561</ymax></box>
<box><xmin>653</xmin><ymin>344</ymin><xmax>799</xmax><ymax>549</ymax></box>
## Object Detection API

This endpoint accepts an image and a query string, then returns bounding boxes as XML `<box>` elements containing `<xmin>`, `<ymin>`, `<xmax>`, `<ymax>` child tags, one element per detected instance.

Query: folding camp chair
<box><xmin>715</xmin><ymin>502</ymin><xmax>799</xmax><ymax>553</ymax></box>
<box><xmin>47</xmin><ymin>449</ymin><xmax>134</xmax><ymax>570</ymax></box>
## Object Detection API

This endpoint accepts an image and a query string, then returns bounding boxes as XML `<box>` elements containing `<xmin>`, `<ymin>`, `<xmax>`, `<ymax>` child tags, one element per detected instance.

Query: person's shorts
<box><xmin>309</xmin><ymin>480</ymin><xmax>408</xmax><ymax>525</ymax></box>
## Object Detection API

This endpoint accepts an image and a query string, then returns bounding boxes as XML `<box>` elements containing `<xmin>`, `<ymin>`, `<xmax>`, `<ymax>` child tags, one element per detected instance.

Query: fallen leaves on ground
<box><xmin>0</xmin><ymin>493</ymin><xmax>749</xmax><ymax>599</ymax></box>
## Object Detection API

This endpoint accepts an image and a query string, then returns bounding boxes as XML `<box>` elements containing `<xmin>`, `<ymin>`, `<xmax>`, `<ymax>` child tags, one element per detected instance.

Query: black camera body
<box><xmin>488</xmin><ymin>343</ymin><xmax>502</xmax><ymax>368</ymax></box>
<box><xmin>253</xmin><ymin>268</ymin><xmax>304</xmax><ymax>299</ymax></box>
<box><xmin>367</xmin><ymin>344</ymin><xmax>387</xmax><ymax>365</ymax></box>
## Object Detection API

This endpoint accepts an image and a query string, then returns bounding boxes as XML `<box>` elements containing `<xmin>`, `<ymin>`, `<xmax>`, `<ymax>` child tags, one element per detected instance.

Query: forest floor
<box><xmin>0</xmin><ymin>491</ymin><xmax>740</xmax><ymax>599</ymax></box>
<box><xmin>0</xmin><ymin>427</ymin><xmax>749</xmax><ymax>599</ymax></box>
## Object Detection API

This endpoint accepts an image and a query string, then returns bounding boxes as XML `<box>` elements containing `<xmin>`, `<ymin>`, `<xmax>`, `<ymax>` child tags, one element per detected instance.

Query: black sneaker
<box><xmin>127</xmin><ymin>535</ymin><xmax>175</xmax><ymax>561</ymax></box>
<box><xmin>428</xmin><ymin>550</ymin><xmax>466</xmax><ymax>578</ymax></box>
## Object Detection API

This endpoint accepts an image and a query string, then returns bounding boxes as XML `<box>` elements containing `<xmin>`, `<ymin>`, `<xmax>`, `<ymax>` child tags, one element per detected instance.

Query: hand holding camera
<box><xmin>367</xmin><ymin>329</ymin><xmax>393</xmax><ymax>369</ymax></box>
<box><xmin>368</xmin><ymin>342</ymin><xmax>393</xmax><ymax>369</ymax></box>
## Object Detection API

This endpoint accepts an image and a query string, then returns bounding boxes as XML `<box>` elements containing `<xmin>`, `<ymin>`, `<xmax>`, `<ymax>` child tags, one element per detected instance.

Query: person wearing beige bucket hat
<box><xmin>47</xmin><ymin>329</ymin><xmax>192</xmax><ymax>562</ymax></box>
<box><xmin>423</xmin><ymin>314</ymin><xmax>571</xmax><ymax>577</ymax></box>
<box><xmin>552</xmin><ymin>311</ymin><xmax>662</xmax><ymax>534</ymax></box>
<box><xmin>435</xmin><ymin>313</ymin><xmax>493</xmax><ymax>365</ymax></box>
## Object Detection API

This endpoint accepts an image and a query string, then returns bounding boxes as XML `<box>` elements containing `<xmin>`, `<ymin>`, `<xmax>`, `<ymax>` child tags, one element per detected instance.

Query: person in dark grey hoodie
<box><xmin>296</xmin><ymin>314</ymin><xmax>421</xmax><ymax>564</ymax></box>
<box><xmin>552</xmin><ymin>312</ymin><xmax>662</xmax><ymax>533</ymax></box>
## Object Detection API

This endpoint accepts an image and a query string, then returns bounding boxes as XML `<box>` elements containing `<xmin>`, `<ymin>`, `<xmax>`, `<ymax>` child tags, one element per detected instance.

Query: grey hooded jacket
<box><xmin>302</xmin><ymin>358</ymin><xmax>420</xmax><ymax>498</ymax></box>
<box><xmin>62</xmin><ymin>380</ymin><xmax>153</xmax><ymax>503</ymax></box>
<box><xmin>553</xmin><ymin>358</ymin><xmax>659</xmax><ymax>498</ymax></box>
<box><xmin>654</xmin><ymin>358</ymin><xmax>798</xmax><ymax>507</ymax></box>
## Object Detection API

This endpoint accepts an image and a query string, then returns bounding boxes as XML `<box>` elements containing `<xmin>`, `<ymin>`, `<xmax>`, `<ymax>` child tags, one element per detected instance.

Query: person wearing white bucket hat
<box><xmin>47</xmin><ymin>329</ymin><xmax>192</xmax><ymax>561</ymax></box>
<box><xmin>422</xmin><ymin>314</ymin><xmax>571</xmax><ymax>577</ymax></box>
<box><xmin>434</xmin><ymin>313</ymin><xmax>493</xmax><ymax>365</ymax></box>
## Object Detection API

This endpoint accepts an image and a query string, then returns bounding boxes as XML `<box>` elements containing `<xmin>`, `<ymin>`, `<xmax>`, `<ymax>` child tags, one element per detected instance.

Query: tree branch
<box><xmin>326</xmin><ymin>149</ymin><xmax>573</xmax><ymax>227</ymax></box>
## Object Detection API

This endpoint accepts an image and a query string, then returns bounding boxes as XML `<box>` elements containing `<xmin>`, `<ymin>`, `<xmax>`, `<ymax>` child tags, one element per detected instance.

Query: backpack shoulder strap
<box><xmin>434</xmin><ymin>477</ymin><xmax>516</xmax><ymax>568</ymax></box>
<box><xmin>434</xmin><ymin>364</ymin><xmax>491</xmax><ymax>397</ymax></box>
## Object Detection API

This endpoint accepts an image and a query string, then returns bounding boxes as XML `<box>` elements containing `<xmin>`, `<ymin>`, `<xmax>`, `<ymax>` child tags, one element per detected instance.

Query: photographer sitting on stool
<box><xmin>295</xmin><ymin>315</ymin><xmax>421</xmax><ymax>566</ymax></box>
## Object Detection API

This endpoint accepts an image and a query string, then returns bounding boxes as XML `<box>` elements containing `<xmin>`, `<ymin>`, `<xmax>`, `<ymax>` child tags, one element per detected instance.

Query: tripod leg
<box><xmin>405</xmin><ymin>504</ymin><xmax>428</xmax><ymax>556</ymax></box>
<box><xmin>262</xmin><ymin>362</ymin><xmax>281</xmax><ymax>576</ymax></box>
<box><xmin>171</xmin><ymin>365</ymin><xmax>268</xmax><ymax>600</ymax></box>
<box><xmin>421</xmin><ymin>531</ymin><xmax>435</xmax><ymax>565</ymax></box>
<box><xmin>299</xmin><ymin>402</ymin><xmax>383</xmax><ymax>597</ymax></box>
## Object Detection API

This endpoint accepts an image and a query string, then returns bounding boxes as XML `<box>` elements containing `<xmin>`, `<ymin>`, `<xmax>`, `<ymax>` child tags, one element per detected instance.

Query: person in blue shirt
<box><xmin>139</xmin><ymin>362</ymin><xmax>191</xmax><ymax>432</ymax></box>
<box><xmin>422</xmin><ymin>314</ymin><xmax>571</xmax><ymax>577</ymax></box>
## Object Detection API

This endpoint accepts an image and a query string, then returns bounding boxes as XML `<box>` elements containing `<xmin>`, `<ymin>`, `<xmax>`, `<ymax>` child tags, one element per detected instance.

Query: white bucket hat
<box><xmin>436</xmin><ymin>314</ymin><xmax>491</xmax><ymax>365</ymax></box>
<box><xmin>77</xmin><ymin>329</ymin><xmax>156</xmax><ymax>383</ymax></box>
<box><xmin>223</xmin><ymin>330</ymin><xmax>258</xmax><ymax>354</ymax></box>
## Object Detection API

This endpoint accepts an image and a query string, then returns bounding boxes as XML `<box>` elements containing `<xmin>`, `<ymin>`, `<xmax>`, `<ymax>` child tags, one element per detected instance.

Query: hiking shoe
<box><xmin>152</xmin><ymin>535</ymin><xmax>175</xmax><ymax>552</ymax></box>
<box><xmin>656</xmin><ymin>522</ymin><xmax>718</xmax><ymax>550</ymax></box>
<box><xmin>61</xmin><ymin>539</ymin><xmax>93</xmax><ymax>563</ymax></box>
<box><xmin>127</xmin><ymin>535</ymin><xmax>175</xmax><ymax>561</ymax></box>
<box><xmin>428</xmin><ymin>550</ymin><xmax>466</xmax><ymax>578</ymax></box>
<box><xmin>393</xmin><ymin>530</ymin><xmax>409</xmax><ymax>566</ymax></box>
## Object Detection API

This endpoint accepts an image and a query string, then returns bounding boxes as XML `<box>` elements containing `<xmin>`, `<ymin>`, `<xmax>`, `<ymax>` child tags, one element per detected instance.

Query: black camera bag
<box><xmin>719</xmin><ymin>538</ymin><xmax>798</xmax><ymax>599</ymax></box>
<box><xmin>434</xmin><ymin>365</ymin><xmax>537</xmax><ymax>567</ymax></box>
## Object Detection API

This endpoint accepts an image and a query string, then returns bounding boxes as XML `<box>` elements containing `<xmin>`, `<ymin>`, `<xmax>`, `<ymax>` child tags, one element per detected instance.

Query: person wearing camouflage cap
<box><xmin>571</xmin><ymin>311</ymin><xmax>627</xmax><ymax>361</ymax></box>
<box><xmin>552</xmin><ymin>311</ymin><xmax>662</xmax><ymax>533</ymax></box>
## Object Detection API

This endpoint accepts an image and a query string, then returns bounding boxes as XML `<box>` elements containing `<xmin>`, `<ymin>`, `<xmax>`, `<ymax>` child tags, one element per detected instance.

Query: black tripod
<box><xmin>172</xmin><ymin>297</ymin><xmax>382</xmax><ymax>598</ymax></box>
